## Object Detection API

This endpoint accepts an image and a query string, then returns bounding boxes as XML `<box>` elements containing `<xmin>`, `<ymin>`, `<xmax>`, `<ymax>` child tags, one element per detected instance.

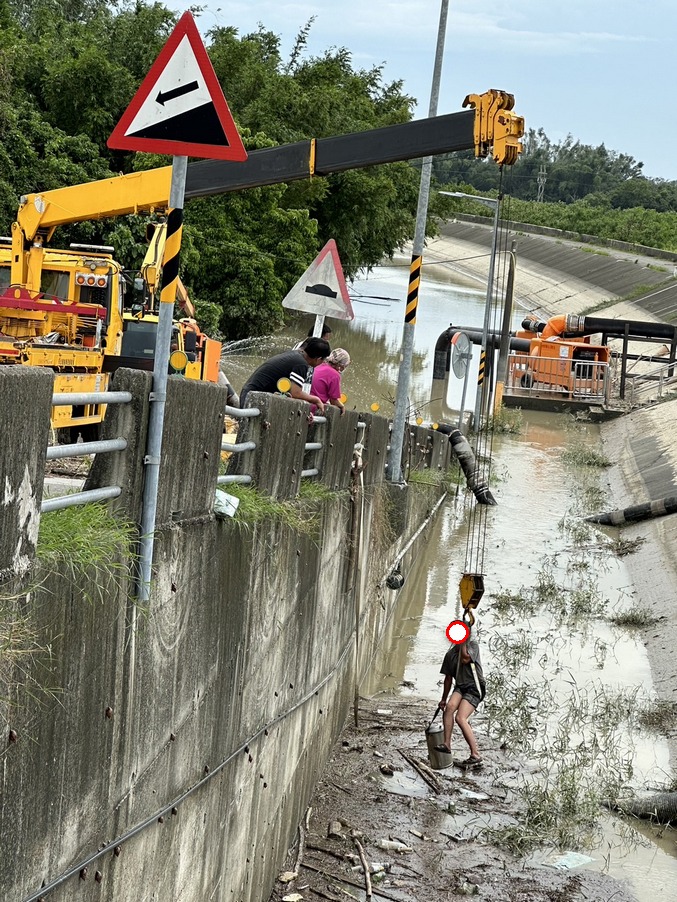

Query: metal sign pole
<box><xmin>138</xmin><ymin>155</ymin><xmax>187</xmax><ymax>603</ymax></box>
<box><xmin>387</xmin><ymin>0</ymin><xmax>449</xmax><ymax>483</ymax></box>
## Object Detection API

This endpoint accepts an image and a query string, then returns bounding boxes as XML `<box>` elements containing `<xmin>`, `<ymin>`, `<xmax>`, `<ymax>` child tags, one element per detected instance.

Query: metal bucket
<box><xmin>426</xmin><ymin>721</ymin><xmax>453</xmax><ymax>770</ymax></box>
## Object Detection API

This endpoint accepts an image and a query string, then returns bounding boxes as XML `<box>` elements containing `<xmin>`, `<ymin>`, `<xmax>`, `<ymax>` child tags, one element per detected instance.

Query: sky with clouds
<box><xmin>174</xmin><ymin>0</ymin><xmax>677</xmax><ymax>181</ymax></box>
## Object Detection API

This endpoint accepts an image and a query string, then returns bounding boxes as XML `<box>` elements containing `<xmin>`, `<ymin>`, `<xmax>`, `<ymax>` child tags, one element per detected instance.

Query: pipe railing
<box><xmin>506</xmin><ymin>354</ymin><xmax>609</xmax><ymax>400</ymax></box>
<box><xmin>43</xmin><ymin>391</ymin><xmax>131</xmax><ymax>513</ymax></box>
<box><xmin>219</xmin><ymin>410</ymin><xmax>371</xmax><ymax>487</ymax></box>
<box><xmin>627</xmin><ymin>360</ymin><xmax>677</xmax><ymax>405</ymax></box>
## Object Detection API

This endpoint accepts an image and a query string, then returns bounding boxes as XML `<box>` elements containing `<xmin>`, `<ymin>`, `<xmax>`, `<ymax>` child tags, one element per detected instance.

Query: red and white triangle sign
<box><xmin>108</xmin><ymin>11</ymin><xmax>247</xmax><ymax>161</ymax></box>
<box><xmin>282</xmin><ymin>240</ymin><xmax>354</xmax><ymax>321</ymax></box>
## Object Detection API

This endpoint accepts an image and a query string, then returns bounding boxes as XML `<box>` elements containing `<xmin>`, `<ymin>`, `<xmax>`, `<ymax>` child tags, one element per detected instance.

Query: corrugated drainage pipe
<box><xmin>448</xmin><ymin>429</ymin><xmax>496</xmax><ymax>505</ymax></box>
<box><xmin>587</xmin><ymin>496</ymin><xmax>677</xmax><ymax>526</ymax></box>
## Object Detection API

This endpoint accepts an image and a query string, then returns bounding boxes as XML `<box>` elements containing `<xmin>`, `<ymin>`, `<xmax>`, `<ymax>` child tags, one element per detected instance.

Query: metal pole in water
<box><xmin>138</xmin><ymin>155</ymin><xmax>187</xmax><ymax>604</ymax></box>
<box><xmin>387</xmin><ymin>0</ymin><xmax>449</xmax><ymax>483</ymax></box>
<box><xmin>475</xmin><ymin>198</ymin><xmax>500</xmax><ymax>430</ymax></box>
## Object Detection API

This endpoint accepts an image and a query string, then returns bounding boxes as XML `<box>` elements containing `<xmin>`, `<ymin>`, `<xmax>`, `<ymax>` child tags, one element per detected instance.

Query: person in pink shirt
<box><xmin>311</xmin><ymin>348</ymin><xmax>350</xmax><ymax>415</ymax></box>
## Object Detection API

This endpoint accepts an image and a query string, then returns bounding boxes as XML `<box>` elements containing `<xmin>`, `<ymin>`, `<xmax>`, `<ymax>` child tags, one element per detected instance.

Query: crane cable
<box><xmin>459</xmin><ymin>167</ymin><xmax>514</xmax><ymax>627</ymax></box>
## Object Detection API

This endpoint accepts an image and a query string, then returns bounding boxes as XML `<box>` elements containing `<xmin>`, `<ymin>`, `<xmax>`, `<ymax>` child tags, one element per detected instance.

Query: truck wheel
<box><xmin>520</xmin><ymin>373</ymin><xmax>533</xmax><ymax>388</ymax></box>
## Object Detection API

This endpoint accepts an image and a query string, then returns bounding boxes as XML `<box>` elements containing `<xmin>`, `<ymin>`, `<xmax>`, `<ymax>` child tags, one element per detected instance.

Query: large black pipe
<box><xmin>433</xmin><ymin>326</ymin><xmax>455</xmax><ymax>380</ymax></box>
<box><xmin>436</xmin><ymin>425</ymin><xmax>497</xmax><ymax>505</ymax></box>
<box><xmin>587</xmin><ymin>496</ymin><xmax>677</xmax><ymax>526</ymax></box>
<box><xmin>433</xmin><ymin>325</ymin><xmax>530</xmax><ymax>378</ymax></box>
<box><xmin>522</xmin><ymin>315</ymin><xmax>677</xmax><ymax>343</ymax></box>
<box><xmin>582</xmin><ymin>316</ymin><xmax>677</xmax><ymax>342</ymax></box>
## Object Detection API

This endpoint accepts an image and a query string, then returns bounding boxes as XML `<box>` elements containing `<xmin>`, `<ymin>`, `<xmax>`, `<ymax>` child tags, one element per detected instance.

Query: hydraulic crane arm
<box><xmin>185</xmin><ymin>90</ymin><xmax>522</xmax><ymax>197</ymax></box>
<box><xmin>11</xmin><ymin>89</ymin><xmax>523</xmax><ymax>285</ymax></box>
<box><xmin>185</xmin><ymin>109</ymin><xmax>476</xmax><ymax>198</ymax></box>
<box><xmin>15</xmin><ymin>167</ymin><xmax>173</xmax><ymax>241</ymax></box>
<box><xmin>11</xmin><ymin>167</ymin><xmax>173</xmax><ymax>287</ymax></box>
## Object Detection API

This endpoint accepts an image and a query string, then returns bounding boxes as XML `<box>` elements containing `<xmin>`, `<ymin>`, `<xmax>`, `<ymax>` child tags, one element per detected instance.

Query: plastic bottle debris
<box><xmin>376</xmin><ymin>838</ymin><xmax>413</xmax><ymax>853</ymax></box>
<box><xmin>458</xmin><ymin>881</ymin><xmax>479</xmax><ymax>895</ymax></box>
<box><xmin>351</xmin><ymin>862</ymin><xmax>387</xmax><ymax>875</ymax></box>
<box><xmin>327</xmin><ymin>820</ymin><xmax>346</xmax><ymax>840</ymax></box>
<box><xmin>278</xmin><ymin>871</ymin><xmax>298</xmax><ymax>884</ymax></box>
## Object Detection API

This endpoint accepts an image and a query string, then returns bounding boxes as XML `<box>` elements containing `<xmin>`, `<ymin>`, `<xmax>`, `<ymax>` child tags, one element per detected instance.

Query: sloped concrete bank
<box><xmin>599</xmin><ymin>396</ymin><xmax>677</xmax><ymax>765</ymax></box>
<box><xmin>0</xmin><ymin>366</ymin><xmax>452</xmax><ymax>902</ymax></box>
<box><xmin>423</xmin><ymin>219</ymin><xmax>677</xmax><ymax>321</ymax></box>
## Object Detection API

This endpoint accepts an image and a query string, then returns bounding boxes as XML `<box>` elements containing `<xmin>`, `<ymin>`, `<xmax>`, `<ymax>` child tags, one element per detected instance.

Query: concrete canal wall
<box><xmin>0</xmin><ymin>366</ymin><xmax>451</xmax><ymax>902</ymax></box>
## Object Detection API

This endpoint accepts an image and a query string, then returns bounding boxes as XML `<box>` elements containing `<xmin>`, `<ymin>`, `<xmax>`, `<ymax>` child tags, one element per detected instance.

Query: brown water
<box><xmin>221</xmin><ymin>254</ymin><xmax>524</xmax><ymax>421</ymax></box>
<box><xmin>225</xmin><ymin>260</ymin><xmax>677</xmax><ymax>898</ymax></box>
<box><xmin>363</xmin><ymin>411</ymin><xmax>677</xmax><ymax>900</ymax></box>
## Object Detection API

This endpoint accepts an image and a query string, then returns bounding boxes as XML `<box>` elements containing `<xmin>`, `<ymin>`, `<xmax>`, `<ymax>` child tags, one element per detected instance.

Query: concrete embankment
<box><xmin>600</xmin><ymin>396</ymin><xmax>677</xmax><ymax>765</ymax></box>
<box><xmin>423</xmin><ymin>218</ymin><xmax>677</xmax><ymax>323</ymax></box>
<box><xmin>0</xmin><ymin>366</ymin><xmax>452</xmax><ymax>902</ymax></box>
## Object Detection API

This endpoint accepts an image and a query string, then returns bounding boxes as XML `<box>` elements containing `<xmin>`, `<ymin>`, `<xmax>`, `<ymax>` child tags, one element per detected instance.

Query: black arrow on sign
<box><xmin>156</xmin><ymin>81</ymin><xmax>199</xmax><ymax>106</ymax></box>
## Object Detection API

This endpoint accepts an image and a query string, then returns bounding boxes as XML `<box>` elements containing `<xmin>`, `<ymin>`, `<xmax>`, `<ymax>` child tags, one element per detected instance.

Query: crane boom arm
<box><xmin>11</xmin><ymin>90</ymin><xmax>522</xmax><ymax>286</ymax></box>
<box><xmin>16</xmin><ymin>167</ymin><xmax>173</xmax><ymax>240</ymax></box>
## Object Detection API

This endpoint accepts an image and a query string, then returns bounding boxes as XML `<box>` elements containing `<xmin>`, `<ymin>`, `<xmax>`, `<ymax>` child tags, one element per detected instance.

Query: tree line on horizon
<box><xmin>2</xmin><ymin>0</ymin><xmax>676</xmax><ymax>340</ymax></box>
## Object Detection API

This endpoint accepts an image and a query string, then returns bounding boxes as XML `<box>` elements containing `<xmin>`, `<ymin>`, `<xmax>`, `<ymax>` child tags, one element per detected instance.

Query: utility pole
<box><xmin>439</xmin><ymin>191</ymin><xmax>501</xmax><ymax>431</ymax></box>
<box><xmin>537</xmin><ymin>164</ymin><xmax>547</xmax><ymax>203</ymax></box>
<box><xmin>493</xmin><ymin>240</ymin><xmax>517</xmax><ymax>414</ymax></box>
<box><xmin>387</xmin><ymin>0</ymin><xmax>449</xmax><ymax>484</ymax></box>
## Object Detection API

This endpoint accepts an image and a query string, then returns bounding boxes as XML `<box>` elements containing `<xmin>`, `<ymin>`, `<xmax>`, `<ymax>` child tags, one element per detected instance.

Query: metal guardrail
<box><xmin>506</xmin><ymin>353</ymin><xmax>609</xmax><ymax>401</ymax></box>
<box><xmin>46</xmin><ymin>438</ymin><xmax>127</xmax><ymax>460</ymax></box>
<box><xmin>42</xmin><ymin>391</ymin><xmax>131</xmax><ymax>513</ymax></box>
<box><xmin>626</xmin><ymin>360</ymin><xmax>677</xmax><ymax>405</ymax></box>
<box><xmin>42</xmin><ymin>486</ymin><xmax>122</xmax><ymax>514</ymax></box>
<box><xmin>219</xmin><ymin>405</ymin><xmax>368</xmax><ymax>488</ymax></box>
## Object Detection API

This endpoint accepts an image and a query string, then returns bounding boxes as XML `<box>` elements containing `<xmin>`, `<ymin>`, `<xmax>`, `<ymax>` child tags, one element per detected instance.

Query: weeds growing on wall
<box><xmin>37</xmin><ymin>503</ymin><xmax>136</xmax><ymax>603</ymax></box>
<box><xmin>407</xmin><ymin>466</ymin><xmax>460</xmax><ymax>494</ymax></box>
<box><xmin>636</xmin><ymin>700</ymin><xmax>677</xmax><ymax>735</ymax></box>
<box><xmin>609</xmin><ymin>605</ymin><xmax>656</xmax><ymax>628</ymax></box>
<box><xmin>609</xmin><ymin>536</ymin><xmax>646</xmax><ymax>557</ymax></box>
<box><xmin>0</xmin><ymin>587</ymin><xmax>40</xmax><ymax>678</ymax></box>
<box><xmin>224</xmin><ymin>484</ymin><xmax>333</xmax><ymax>537</ymax></box>
<box><xmin>366</xmin><ymin>484</ymin><xmax>397</xmax><ymax>563</ymax></box>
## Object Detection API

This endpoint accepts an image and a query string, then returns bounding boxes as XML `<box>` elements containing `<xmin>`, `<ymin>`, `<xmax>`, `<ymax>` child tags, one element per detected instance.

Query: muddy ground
<box><xmin>269</xmin><ymin>697</ymin><xmax>636</xmax><ymax>902</ymax></box>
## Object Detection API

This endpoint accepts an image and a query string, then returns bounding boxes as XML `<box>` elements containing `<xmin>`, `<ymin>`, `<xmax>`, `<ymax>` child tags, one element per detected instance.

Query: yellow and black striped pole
<box><xmin>138</xmin><ymin>156</ymin><xmax>188</xmax><ymax>603</ymax></box>
<box><xmin>405</xmin><ymin>253</ymin><xmax>422</xmax><ymax>325</ymax></box>
<box><xmin>159</xmin><ymin>205</ymin><xmax>183</xmax><ymax>307</ymax></box>
<box><xmin>477</xmin><ymin>348</ymin><xmax>487</xmax><ymax>393</ymax></box>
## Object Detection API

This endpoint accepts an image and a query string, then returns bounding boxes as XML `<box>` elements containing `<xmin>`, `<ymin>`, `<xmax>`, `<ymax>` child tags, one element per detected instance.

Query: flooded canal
<box><xmin>363</xmin><ymin>412</ymin><xmax>677</xmax><ymax>900</ymax></box>
<box><xmin>226</xmin><ymin>256</ymin><xmax>677</xmax><ymax>898</ymax></box>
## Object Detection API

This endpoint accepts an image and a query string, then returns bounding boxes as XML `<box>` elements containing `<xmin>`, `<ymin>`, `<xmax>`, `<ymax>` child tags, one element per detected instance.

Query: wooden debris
<box><xmin>306</xmin><ymin>842</ymin><xmax>349</xmax><ymax>862</ymax></box>
<box><xmin>309</xmin><ymin>888</ymin><xmax>343</xmax><ymax>902</ymax></box>
<box><xmin>301</xmin><ymin>863</ymin><xmax>407</xmax><ymax>902</ymax></box>
<box><xmin>294</xmin><ymin>807</ymin><xmax>312</xmax><ymax>875</ymax></box>
<box><xmin>352</xmin><ymin>835</ymin><xmax>372</xmax><ymax>900</ymax></box>
<box><xmin>397</xmin><ymin>749</ymin><xmax>443</xmax><ymax>794</ymax></box>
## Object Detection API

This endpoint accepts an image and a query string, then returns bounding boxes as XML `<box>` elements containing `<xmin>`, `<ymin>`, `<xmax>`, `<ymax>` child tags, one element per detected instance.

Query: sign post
<box><xmin>108</xmin><ymin>11</ymin><xmax>247</xmax><ymax>604</ymax></box>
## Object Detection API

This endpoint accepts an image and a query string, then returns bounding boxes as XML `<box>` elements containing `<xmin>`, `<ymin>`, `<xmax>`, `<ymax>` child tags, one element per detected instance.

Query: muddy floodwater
<box><xmin>229</xmin><ymin>259</ymin><xmax>677</xmax><ymax>899</ymax></box>
<box><xmin>363</xmin><ymin>410</ymin><xmax>677</xmax><ymax>900</ymax></box>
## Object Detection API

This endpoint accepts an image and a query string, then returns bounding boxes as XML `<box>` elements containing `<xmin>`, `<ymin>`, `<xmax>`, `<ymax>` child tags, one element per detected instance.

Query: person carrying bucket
<box><xmin>435</xmin><ymin>632</ymin><xmax>486</xmax><ymax>768</ymax></box>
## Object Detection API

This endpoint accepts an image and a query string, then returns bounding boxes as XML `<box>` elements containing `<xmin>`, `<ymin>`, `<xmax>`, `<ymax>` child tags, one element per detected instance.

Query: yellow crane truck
<box><xmin>0</xmin><ymin>169</ymin><xmax>220</xmax><ymax>437</ymax></box>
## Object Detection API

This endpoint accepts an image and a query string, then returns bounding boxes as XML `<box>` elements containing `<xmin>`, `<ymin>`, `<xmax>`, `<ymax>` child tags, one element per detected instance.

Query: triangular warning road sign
<box><xmin>282</xmin><ymin>240</ymin><xmax>354</xmax><ymax>321</ymax></box>
<box><xmin>108</xmin><ymin>11</ymin><xmax>247</xmax><ymax>161</ymax></box>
